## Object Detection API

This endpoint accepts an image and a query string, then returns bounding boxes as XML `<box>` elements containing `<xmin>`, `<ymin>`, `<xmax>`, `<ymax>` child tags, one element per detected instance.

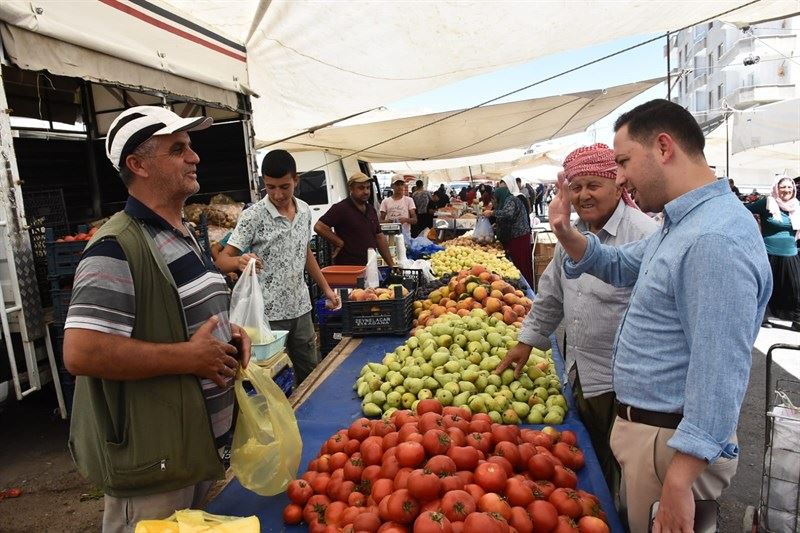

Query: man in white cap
<box><xmin>63</xmin><ymin>106</ymin><xmax>251</xmax><ymax>531</ymax></box>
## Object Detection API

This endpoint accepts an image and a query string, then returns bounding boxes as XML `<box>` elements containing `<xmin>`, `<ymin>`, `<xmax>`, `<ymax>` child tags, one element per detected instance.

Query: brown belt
<box><xmin>616</xmin><ymin>401</ymin><xmax>682</xmax><ymax>430</ymax></box>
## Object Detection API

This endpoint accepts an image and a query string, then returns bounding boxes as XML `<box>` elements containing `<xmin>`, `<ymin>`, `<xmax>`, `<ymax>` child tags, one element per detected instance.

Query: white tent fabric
<box><xmin>731</xmin><ymin>98</ymin><xmax>800</xmax><ymax>154</ymax></box>
<box><xmin>2</xmin><ymin>1</ymin><xmax>799</xmax><ymax>143</ymax></box>
<box><xmin>705</xmin><ymin>120</ymin><xmax>800</xmax><ymax>189</ymax></box>
<box><xmin>267</xmin><ymin>79</ymin><xmax>661</xmax><ymax>162</ymax></box>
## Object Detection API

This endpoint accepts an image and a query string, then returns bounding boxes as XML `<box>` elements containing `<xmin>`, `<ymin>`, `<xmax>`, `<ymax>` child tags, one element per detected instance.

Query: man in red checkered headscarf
<box><xmin>496</xmin><ymin>143</ymin><xmax>658</xmax><ymax>497</ymax></box>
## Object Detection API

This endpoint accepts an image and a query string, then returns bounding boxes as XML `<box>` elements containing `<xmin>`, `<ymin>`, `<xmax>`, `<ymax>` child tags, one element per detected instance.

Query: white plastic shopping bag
<box><xmin>365</xmin><ymin>249</ymin><xmax>380</xmax><ymax>288</ymax></box>
<box><xmin>761</xmin><ymin>391</ymin><xmax>800</xmax><ymax>532</ymax></box>
<box><xmin>472</xmin><ymin>216</ymin><xmax>494</xmax><ymax>244</ymax></box>
<box><xmin>229</xmin><ymin>258</ymin><xmax>273</xmax><ymax>344</ymax></box>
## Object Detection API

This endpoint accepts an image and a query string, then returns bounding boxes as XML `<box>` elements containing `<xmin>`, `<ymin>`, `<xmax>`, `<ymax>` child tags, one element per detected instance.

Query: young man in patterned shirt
<box><xmin>218</xmin><ymin>150</ymin><xmax>338</xmax><ymax>384</ymax></box>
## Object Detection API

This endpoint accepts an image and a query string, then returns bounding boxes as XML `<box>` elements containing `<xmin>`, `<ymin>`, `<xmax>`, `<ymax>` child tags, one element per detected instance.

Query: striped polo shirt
<box><xmin>65</xmin><ymin>196</ymin><xmax>234</xmax><ymax>438</ymax></box>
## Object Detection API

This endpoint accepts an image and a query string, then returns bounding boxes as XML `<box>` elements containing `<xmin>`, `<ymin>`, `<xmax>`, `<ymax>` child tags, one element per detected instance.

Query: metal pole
<box><xmin>725</xmin><ymin>112</ymin><xmax>730</xmax><ymax>177</ymax></box>
<box><xmin>666</xmin><ymin>32</ymin><xmax>671</xmax><ymax>100</ymax></box>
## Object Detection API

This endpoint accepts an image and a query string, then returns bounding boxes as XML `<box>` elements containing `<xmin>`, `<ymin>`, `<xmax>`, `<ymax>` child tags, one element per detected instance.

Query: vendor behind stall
<box><xmin>314</xmin><ymin>172</ymin><xmax>394</xmax><ymax>266</ymax></box>
<box><xmin>482</xmin><ymin>176</ymin><xmax>533</xmax><ymax>286</ymax></box>
<box><xmin>380</xmin><ymin>177</ymin><xmax>417</xmax><ymax>240</ymax></box>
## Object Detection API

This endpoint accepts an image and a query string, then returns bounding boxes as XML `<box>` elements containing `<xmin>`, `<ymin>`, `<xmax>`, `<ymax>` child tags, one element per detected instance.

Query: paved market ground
<box><xmin>0</xmin><ymin>328</ymin><xmax>797</xmax><ymax>532</ymax></box>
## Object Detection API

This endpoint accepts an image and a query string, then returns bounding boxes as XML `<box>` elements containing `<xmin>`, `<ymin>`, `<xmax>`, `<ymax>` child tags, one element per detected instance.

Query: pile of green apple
<box><xmin>353</xmin><ymin>309</ymin><xmax>568</xmax><ymax>425</ymax></box>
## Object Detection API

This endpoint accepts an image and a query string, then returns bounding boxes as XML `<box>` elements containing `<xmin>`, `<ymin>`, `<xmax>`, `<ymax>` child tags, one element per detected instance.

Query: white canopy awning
<box><xmin>2</xmin><ymin>1</ymin><xmax>798</xmax><ymax>142</ymax></box>
<box><xmin>732</xmin><ymin>98</ymin><xmax>800</xmax><ymax>154</ymax></box>
<box><xmin>267</xmin><ymin>78</ymin><xmax>661</xmax><ymax>162</ymax></box>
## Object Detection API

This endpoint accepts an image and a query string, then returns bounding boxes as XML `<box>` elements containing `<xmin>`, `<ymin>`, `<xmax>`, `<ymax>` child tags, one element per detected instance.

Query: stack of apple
<box><xmin>440</xmin><ymin>236</ymin><xmax>505</xmax><ymax>253</ymax></box>
<box><xmin>430</xmin><ymin>246</ymin><xmax>520</xmax><ymax>280</ymax></box>
<box><xmin>354</xmin><ymin>311</ymin><xmax>567</xmax><ymax>425</ymax></box>
<box><xmin>282</xmin><ymin>399</ymin><xmax>609</xmax><ymax>532</ymax></box>
<box><xmin>349</xmin><ymin>285</ymin><xmax>411</xmax><ymax>302</ymax></box>
<box><xmin>413</xmin><ymin>267</ymin><xmax>532</xmax><ymax>329</ymax></box>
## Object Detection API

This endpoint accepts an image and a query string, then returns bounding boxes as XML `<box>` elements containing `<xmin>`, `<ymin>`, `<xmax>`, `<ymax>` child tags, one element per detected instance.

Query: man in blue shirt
<box><xmin>548</xmin><ymin>99</ymin><xmax>771</xmax><ymax>533</ymax></box>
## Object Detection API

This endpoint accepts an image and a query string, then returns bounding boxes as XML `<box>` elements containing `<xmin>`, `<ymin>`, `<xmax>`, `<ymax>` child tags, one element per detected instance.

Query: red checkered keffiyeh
<box><xmin>562</xmin><ymin>143</ymin><xmax>638</xmax><ymax>209</ymax></box>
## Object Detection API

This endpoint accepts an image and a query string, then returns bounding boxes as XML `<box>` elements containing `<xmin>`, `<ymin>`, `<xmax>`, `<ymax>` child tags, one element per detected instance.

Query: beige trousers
<box><xmin>102</xmin><ymin>481</ymin><xmax>212</xmax><ymax>533</ymax></box>
<box><xmin>609</xmin><ymin>416</ymin><xmax>738</xmax><ymax>533</ymax></box>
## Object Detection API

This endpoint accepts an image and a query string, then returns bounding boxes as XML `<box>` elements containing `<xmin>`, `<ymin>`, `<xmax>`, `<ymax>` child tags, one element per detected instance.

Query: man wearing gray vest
<box><xmin>63</xmin><ymin>106</ymin><xmax>251</xmax><ymax>532</ymax></box>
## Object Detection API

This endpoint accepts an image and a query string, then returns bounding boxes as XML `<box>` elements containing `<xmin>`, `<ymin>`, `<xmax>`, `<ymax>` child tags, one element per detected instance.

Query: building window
<box><xmin>708</xmin><ymin>91</ymin><xmax>713</xmax><ymax>110</ymax></box>
<box><xmin>707</xmin><ymin>22</ymin><xmax>713</xmax><ymax>30</ymax></box>
<box><xmin>684</xmin><ymin>44</ymin><xmax>688</xmax><ymax>61</ymax></box>
<box><xmin>718</xmin><ymin>43</ymin><xmax>724</xmax><ymax>58</ymax></box>
<box><xmin>708</xmin><ymin>52</ymin><xmax>714</xmax><ymax>73</ymax></box>
<box><xmin>717</xmin><ymin>84</ymin><xmax>724</xmax><ymax>101</ymax></box>
<box><xmin>678</xmin><ymin>50</ymin><xmax>683</xmax><ymax>66</ymax></box>
<box><xmin>694</xmin><ymin>56</ymin><xmax>703</xmax><ymax>78</ymax></box>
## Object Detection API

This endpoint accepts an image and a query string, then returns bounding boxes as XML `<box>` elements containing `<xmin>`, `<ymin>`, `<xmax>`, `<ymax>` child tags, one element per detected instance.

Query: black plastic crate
<box><xmin>45</xmin><ymin>227</ymin><xmax>88</xmax><ymax>278</ymax></box>
<box><xmin>319</xmin><ymin>321</ymin><xmax>343</xmax><ymax>358</ymax></box>
<box><xmin>381</xmin><ymin>267</ymin><xmax>425</xmax><ymax>296</ymax></box>
<box><xmin>24</xmin><ymin>189</ymin><xmax>70</xmax><ymax>307</ymax></box>
<box><xmin>315</xmin><ymin>297</ymin><xmax>343</xmax><ymax>326</ymax></box>
<box><xmin>51</xmin><ymin>286</ymin><xmax>73</xmax><ymax>324</ymax></box>
<box><xmin>340</xmin><ymin>285</ymin><xmax>415</xmax><ymax>336</ymax></box>
<box><xmin>274</xmin><ymin>366</ymin><xmax>295</xmax><ymax>398</ymax></box>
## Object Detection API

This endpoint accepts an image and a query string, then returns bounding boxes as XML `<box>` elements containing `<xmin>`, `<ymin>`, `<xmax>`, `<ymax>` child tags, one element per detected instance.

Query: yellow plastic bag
<box><xmin>135</xmin><ymin>510</ymin><xmax>259</xmax><ymax>532</ymax></box>
<box><xmin>230</xmin><ymin>363</ymin><xmax>302</xmax><ymax>496</ymax></box>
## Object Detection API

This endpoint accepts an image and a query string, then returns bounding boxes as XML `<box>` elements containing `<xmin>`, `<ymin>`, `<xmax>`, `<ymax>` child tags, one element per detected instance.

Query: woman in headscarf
<box><xmin>745</xmin><ymin>175</ymin><xmax>800</xmax><ymax>330</ymax></box>
<box><xmin>480</xmin><ymin>184</ymin><xmax>493</xmax><ymax>207</ymax></box>
<box><xmin>483</xmin><ymin>176</ymin><xmax>533</xmax><ymax>286</ymax></box>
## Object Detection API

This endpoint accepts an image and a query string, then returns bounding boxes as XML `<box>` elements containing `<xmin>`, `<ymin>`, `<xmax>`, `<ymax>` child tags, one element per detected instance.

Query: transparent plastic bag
<box><xmin>472</xmin><ymin>216</ymin><xmax>495</xmax><ymax>244</ymax></box>
<box><xmin>135</xmin><ymin>510</ymin><xmax>259</xmax><ymax>532</ymax></box>
<box><xmin>365</xmin><ymin>249</ymin><xmax>380</xmax><ymax>288</ymax></box>
<box><xmin>230</xmin><ymin>364</ymin><xmax>302</xmax><ymax>496</ymax></box>
<box><xmin>229</xmin><ymin>258</ymin><xmax>273</xmax><ymax>344</ymax></box>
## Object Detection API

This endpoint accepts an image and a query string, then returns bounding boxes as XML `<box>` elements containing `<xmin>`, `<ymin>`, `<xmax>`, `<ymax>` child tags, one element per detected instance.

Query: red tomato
<box><xmin>446</xmin><ymin>427</ymin><xmax>467</xmax><ymax>447</ymax></box>
<box><xmin>378</xmin><ymin>453</ymin><xmax>401</xmax><ymax>479</ymax></box>
<box><xmin>302</xmin><ymin>470</ymin><xmax>317</xmax><ymax>483</ymax></box>
<box><xmin>397</xmin><ymin>441</ymin><xmax>426</xmax><ymax>468</ymax></box>
<box><xmin>455</xmin><ymin>470</ymin><xmax>474</xmax><ymax>485</ymax></box>
<box><xmin>439</xmin><ymin>473</ymin><xmax>465</xmax><ymax>493</ymax></box>
<box><xmin>440</xmin><ymin>489</ymin><xmax>476</xmax><ymax>523</ymax></box>
<box><xmin>362</xmin><ymin>441</ymin><xmax>384</xmax><ymax>466</ymax></box>
<box><xmin>419</xmin><ymin>412</ymin><xmax>446</xmax><ymax>434</ymax></box>
<box><xmin>343</xmin><ymin>454</ymin><xmax>365</xmax><ymax>482</ymax></box>
<box><xmin>478</xmin><ymin>492</ymin><xmax>512</xmax><ymax>520</ymax></box>
<box><xmin>423</xmin><ymin>429</ymin><xmax>453</xmax><ymax>456</ymax></box>
<box><xmin>378</xmin><ymin>522</ymin><xmax>411</xmax><ymax>533</ymax></box>
<box><xmin>348</xmin><ymin>491</ymin><xmax>367</xmax><ymax>507</ymax></box>
<box><xmin>414</xmin><ymin>510</ymin><xmax>454</xmax><ymax>533</ymax></box>
<box><xmin>341</xmin><ymin>505</ymin><xmax>361</xmax><ymax>526</ymax></box>
<box><xmin>287</xmin><ymin>479</ymin><xmax>314</xmax><ymax>505</ymax></box>
<box><xmin>326</xmin><ymin>475</ymin><xmax>343</xmax><ymax>500</ymax></box>
<box><xmin>469</xmin><ymin>418</ymin><xmax>492</xmax><ymax>433</ymax></box>
<box><xmin>443</xmin><ymin>414</ymin><xmax>470</xmax><ymax>433</ymax></box>
<box><xmin>330</xmin><ymin>451</ymin><xmax>349</xmax><ymax>471</ymax></box>
<box><xmin>517</xmin><ymin>443</ymin><xmax>536</xmax><ymax>466</ymax></box>
<box><xmin>384</xmin><ymin>431</ymin><xmax>401</xmax><ymax>449</ymax></box>
<box><xmin>526</xmin><ymin>500</ymin><xmax>558</xmax><ymax>533</ymax></box>
<box><xmin>552</xmin><ymin>465</ymin><xmax>578</xmax><ymax>489</ymax></box>
<box><xmin>363</xmin><ymin>464</ymin><xmax>382</xmax><ymax>484</ymax></box>
<box><xmin>463</xmin><ymin>483</ymin><xmax>486</xmax><ymax>502</ymax></box>
<box><xmin>474</xmin><ymin>462</ymin><xmax>508</xmax><ymax>492</ymax></box>
<box><xmin>509</xmin><ymin>506</ymin><xmax>534</xmax><ymax>533</ymax></box>
<box><xmin>491</xmin><ymin>424</ymin><xmax>518</xmax><ymax>444</ymax></box>
<box><xmin>466</xmin><ymin>432</ymin><xmax>492</xmax><ymax>454</ymax></box>
<box><xmin>353</xmin><ymin>512</ymin><xmax>382</xmax><ymax>532</ymax></box>
<box><xmin>548</xmin><ymin>488</ymin><xmax>582</xmax><ymax>519</ymax></box>
<box><xmin>527</xmin><ymin>454</ymin><xmax>556</xmax><ymax>481</ymax></box>
<box><xmin>317</xmin><ymin>454</ymin><xmax>331</xmax><ymax>473</ymax></box>
<box><xmin>325</xmin><ymin>502</ymin><xmax>347</xmax><ymax>526</ymax></box>
<box><xmin>577</xmin><ymin>516</ymin><xmax>609</xmax><ymax>533</ymax></box>
<box><xmin>399</xmin><ymin>423</ymin><xmax>423</xmax><ymax>442</ymax></box>
<box><xmin>451</xmin><ymin>521</ymin><xmax>465</xmax><ymax>533</ymax></box>
<box><xmin>283</xmin><ymin>503</ymin><xmax>302</xmax><ymax>524</ymax></box>
<box><xmin>386</xmin><ymin>488</ymin><xmax>421</xmax><ymax>524</ymax></box>
<box><xmin>417</xmin><ymin>399</ymin><xmax>444</xmax><ymax>416</ymax></box>
<box><xmin>531</xmin><ymin>480</ymin><xmax>556</xmax><ymax>501</ymax></box>
<box><xmin>505</xmin><ymin>478</ymin><xmax>534</xmax><ymax>507</ymax></box>
<box><xmin>525</xmin><ymin>432</ymin><xmax>553</xmax><ymax>449</ymax></box>
<box><xmin>494</xmin><ymin>441</ymin><xmax>522</xmax><ymax>470</ymax></box>
<box><xmin>559</xmin><ymin>431</ymin><xmax>577</xmax><ymax>447</ymax></box>
<box><xmin>407</xmin><ymin>469</ymin><xmax>442</xmax><ymax>502</ymax></box>
<box><xmin>311</xmin><ymin>473</ymin><xmax>330</xmax><ymax>494</ymax></box>
<box><xmin>349</xmin><ymin>417</ymin><xmax>372</xmax><ymax>440</ymax></box>
<box><xmin>553</xmin><ymin>516</ymin><xmax>579</xmax><ymax>533</ymax></box>
<box><xmin>372</xmin><ymin>478</ymin><xmax>395</xmax><ymax>504</ymax></box>
<box><xmin>442</xmin><ymin>406</ymin><xmax>471</xmax><ymax>420</ymax></box>
<box><xmin>552</xmin><ymin>442</ymin><xmax>585</xmax><ymax>472</ymax></box>
<box><xmin>372</xmin><ymin>419</ymin><xmax>398</xmax><ymax>437</ymax></box>
<box><xmin>336</xmin><ymin>480</ymin><xmax>356</xmax><ymax>503</ymax></box>
<box><xmin>304</xmin><ymin>494</ymin><xmax>331</xmax><ymax>523</ymax></box>
<box><xmin>472</xmin><ymin>413</ymin><xmax>492</xmax><ymax>424</ymax></box>
<box><xmin>345</xmin><ymin>439</ymin><xmax>361</xmax><ymax>456</ymax></box>
<box><xmin>463</xmin><ymin>512</ymin><xmax>507</xmax><ymax>533</ymax></box>
<box><xmin>487</xmin><ymin>456</ymin><xmax>514</xmax><ymax>478</ymax></box>
<box><xmin>425</xmin><ymin>455</ymin><xmax>457</xmax><ymax>477</ymax></box>
<box><xmin>421</xmin><ymin>498</ymin><xmax>443</xmax><ymax>513</ymax></box>
<box><xmin>393</xmin><ymin>410</ymin><xmax>418</xmax><ymax>427</ymax></box>
<box><xmin>395</xmin><ymin>467</ymin><xmax>414</xmax><ymax>489</ymax></box>
<box><xmin>327</xmin><ymin>432</ymin><xmax>349</xmax><ymax>454</ymax></box>
<box><xmin>447</xmin><ymin>446</ymin><xmax>480</xmax><ymax>471</ymax></box>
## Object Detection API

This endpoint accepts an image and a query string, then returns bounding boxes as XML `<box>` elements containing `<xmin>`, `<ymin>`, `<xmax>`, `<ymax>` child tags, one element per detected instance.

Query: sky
<box><xmin>368</xmin><ymin>31</ymin><xmax>670</xmax><ymax>173</ymax></box>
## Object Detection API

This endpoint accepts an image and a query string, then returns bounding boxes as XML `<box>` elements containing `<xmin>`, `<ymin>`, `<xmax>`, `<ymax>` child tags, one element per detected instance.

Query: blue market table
<box><xmin>207</xmin><ymin>330</ymin><xmax>625</xmax><ymax>532</ymax></box>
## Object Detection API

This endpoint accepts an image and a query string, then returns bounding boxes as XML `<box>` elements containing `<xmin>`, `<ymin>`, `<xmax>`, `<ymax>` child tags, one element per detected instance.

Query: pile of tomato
<box><xmin>54</xmin><ymin>226</ymin><xmax>98</xmax><ymax>242</ymax></box>
<box><xmin>282</xmin><ymin>399</ymin><xmax>609</xmax><ymax>533</ymax></box>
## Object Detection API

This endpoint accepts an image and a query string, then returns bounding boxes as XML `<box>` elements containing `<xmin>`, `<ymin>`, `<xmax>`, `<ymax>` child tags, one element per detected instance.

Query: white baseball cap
<box><xmin>105</xmin><ymin>106</ymin><xmax>213</xmax><ymax>170</ymax></box>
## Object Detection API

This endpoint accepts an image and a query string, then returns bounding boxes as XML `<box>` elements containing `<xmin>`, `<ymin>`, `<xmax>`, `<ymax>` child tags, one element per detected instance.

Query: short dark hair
<box><xmin>261</xmin><ymin>149</ymin><xmax>296</xmax><ymax>178</ymax></box>
<box><xmin>416</xmin><ymin>179</ymin><xmax>423</xmax><ymax>187</ymax></box>
<box><xmin>614</xmin><ymin>99</ymin><xmax>705</xmax><ymax>158</ymax></box>
<box><xmin>119</xmin><ymin>137</ymin><xmax>158</xmax><ymax>187</ymax></box>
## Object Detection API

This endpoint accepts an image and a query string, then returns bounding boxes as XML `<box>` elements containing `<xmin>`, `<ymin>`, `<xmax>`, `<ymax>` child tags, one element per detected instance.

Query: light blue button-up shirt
<box><xmin>564</xmin><ymin>179</ymin><xmax>772</xmax><ymax>463</ymax></box>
